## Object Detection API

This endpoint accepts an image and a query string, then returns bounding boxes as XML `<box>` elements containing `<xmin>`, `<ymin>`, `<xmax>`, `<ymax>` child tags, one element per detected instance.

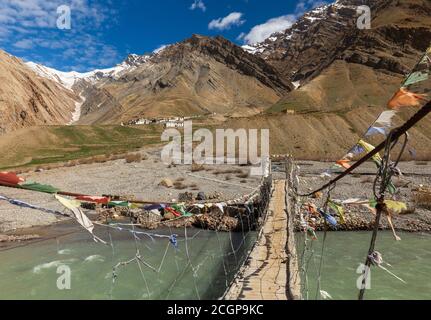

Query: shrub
<box><xmin>191</xmin><ymin>163</ymin><xmax>205</xmax><ymax>172</ymax></box>
<box><xmin>236</xmin><ymin>171</ymin><xmax>250</xmax><ymax>179</ymax></box>
<box><xmin>173</xmin><ymin>181</ymin><xmax>187</xmax><ymax>190</ymax></box>
<box><xmin>125</xmin><ymin>153</ymin><xmax>142</xmax><ymax>163</ymax></box>
<box><xmin>412</xmin><ymin>188</ymin><xmax>431</xmax><ymax>210</ymax></box>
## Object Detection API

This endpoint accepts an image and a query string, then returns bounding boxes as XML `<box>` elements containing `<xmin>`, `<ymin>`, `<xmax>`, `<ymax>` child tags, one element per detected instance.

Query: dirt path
<box><xmin>224</xmin><ymin>180</ymin><xmax>290</xmax><ymax>300</ymax></box>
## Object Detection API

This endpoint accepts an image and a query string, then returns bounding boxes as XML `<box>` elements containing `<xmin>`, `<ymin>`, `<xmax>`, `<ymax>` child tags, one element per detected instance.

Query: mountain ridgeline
<box><xmin>1</xmin><ymin>0</ymin><xmax>430</xmax><ymax>159</ymax></box>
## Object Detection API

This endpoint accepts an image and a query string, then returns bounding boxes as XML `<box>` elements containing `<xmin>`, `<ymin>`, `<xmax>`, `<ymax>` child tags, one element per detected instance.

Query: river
<box><xmin>0</xmin><ymin>223</ymin><xmax>257</xmax><ymax>300</ymax></box>
<box><xmin>297</xmin><ymin>231</ymin><xmax>431</xmax><ymax>300</ymax></box>
<box><xmin>1</xmin><ymin>225</ymin><xmax>429</xmax><ymax>300</ymax></box>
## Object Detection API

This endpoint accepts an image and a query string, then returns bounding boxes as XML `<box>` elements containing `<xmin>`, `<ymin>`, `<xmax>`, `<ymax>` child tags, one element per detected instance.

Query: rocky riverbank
<box><xmin>0</xmin><ymin>147</ymin><xmax>260</xmax><ymax>233</ymax></box>
<box><xmin>294</xmin><ymin>161</ymin><xmax>431</xmax><ymax>233</ymax></box>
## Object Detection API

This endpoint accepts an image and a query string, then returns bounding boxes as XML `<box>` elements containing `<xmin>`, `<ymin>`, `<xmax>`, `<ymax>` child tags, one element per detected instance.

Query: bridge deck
<box><xmin>225</xmin><ymin>180</ymin><xmax>298</xmax><ymax>300</ymax></box>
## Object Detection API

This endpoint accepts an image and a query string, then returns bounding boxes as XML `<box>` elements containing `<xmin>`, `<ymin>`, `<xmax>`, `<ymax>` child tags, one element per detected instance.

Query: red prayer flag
<box><xmin>0</xmin><ymin>172</ymin><xmax>25</xmax><ymax>185</ymax></box>
<box><xmin>75</xmin><ymin>195</ymin><xmax>110</xmax><ymax>204</ymax></box>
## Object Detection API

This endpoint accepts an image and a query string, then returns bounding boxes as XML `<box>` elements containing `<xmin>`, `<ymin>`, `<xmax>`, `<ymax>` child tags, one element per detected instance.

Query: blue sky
<box><xmin>0</xmin><ymin>0</ymin><xmax>329</xmax><ymax>72</ymax></box>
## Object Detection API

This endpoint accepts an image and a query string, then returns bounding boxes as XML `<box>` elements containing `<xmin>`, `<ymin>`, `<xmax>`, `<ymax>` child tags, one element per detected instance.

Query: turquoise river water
<box><xmin>0</xmin><ymin>224</ymin><xmax>257</xmax><ymax>300</ymax></box>
<box><xmin>297</xmin><ymin>231</ymin><xmax>431</xmax><ymax>300</ymax></box>
<box><xmin>0</xmin><ymin>226</ymin><xmax>429</xmax><ymax>300</ymax></box>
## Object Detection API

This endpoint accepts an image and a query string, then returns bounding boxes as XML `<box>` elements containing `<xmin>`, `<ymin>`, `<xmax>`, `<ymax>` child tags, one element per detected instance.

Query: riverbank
<box><xmin>0</xmin><ymin>147</ymin><xmax>260</xmax><ymax>234</ymax></box>
<box><xmin>295</xmin><ymin>161</ymin><xmax>431</xmax><ymax>233</ymax></box>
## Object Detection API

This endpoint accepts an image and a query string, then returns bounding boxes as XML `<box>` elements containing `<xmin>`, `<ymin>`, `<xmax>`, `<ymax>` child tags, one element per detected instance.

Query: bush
<box><xmin>236</xmin><ymin>171</ymin><xmax>250</xmax><ymax>179</ymax></box>
<box><xmin>125</xmin><ymin>153</ymin><xmax>142</xmax><ymax>163</ymax></box>
<box><xmin>191</xmin><ymin>163</ymin><xmax>205</xmax><ymax>172</ymax></box>
<box><xmin>173</xmin><ymin>181</ymin><xmax>188</xmax><ymax>190</ymax></box>
<box><xmin>412</xmin><ymin>188</ymin><xmax>431</xmax><ymax>210</ymax></box>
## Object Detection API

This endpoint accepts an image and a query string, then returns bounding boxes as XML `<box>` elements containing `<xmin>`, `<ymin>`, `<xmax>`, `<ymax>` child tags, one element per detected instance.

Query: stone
<box><xmin>196</xmin><ymin>192</ymin><xmax>206</xmax><ymax>201</ymax></box>
<box><xmin>159</xmin><ymin>178</ymin><xmax>173</xmax><ymax>188</ymax></box>
<box><xmin>163</xmin><ymin>211</ymin><xmax>176</xmax><ymax>220</ymax></box>
<box><xmin>179</xmin><ymin>192</ymin><xmax>194</xmax><ymax>202</ymax></box>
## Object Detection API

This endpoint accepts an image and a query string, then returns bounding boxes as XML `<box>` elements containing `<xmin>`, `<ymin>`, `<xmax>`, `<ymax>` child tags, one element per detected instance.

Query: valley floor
<box><xmin>1</xmin><ymin>155</ymin><xmax>430</xmax><ymax>240</ymax></box>
<box><xmin>0</xmin><ymin>146</ymin><xmax>260</xmax><ymax>233</ymax></box>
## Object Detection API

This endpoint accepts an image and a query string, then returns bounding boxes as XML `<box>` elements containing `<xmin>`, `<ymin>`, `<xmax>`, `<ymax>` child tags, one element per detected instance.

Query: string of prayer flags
<box><xmin>328</xmin><ymin>200</ymin><xmax>346</xmax><ymax>224</ymax></box>
<box><xmin>55</xmin><ymin>194</ymin><xmax>106</xmax><ymax>244</ymax></box>
<box><xmin>318</xmin><ymin>209</ymin><xmax>337</xmax><ymax>227</ymax></box>
<box><xmin>322</xmin><ymin>45</ymin><xmax>431</xmax><ymax>177</ymax></box>
<box><xmin>387</xmin><ymin>87</ymin><xmax>428</xmax><ymax>110</ymax></box>
<box><xmin>0</xmin><ymin>194</ymin><xmax>67</xmax><ymax>217</ymax></box>
<box><xmin>357</xmin><ymin>139</ymin><xmax>382</xmax><ymax>166</ymax></box>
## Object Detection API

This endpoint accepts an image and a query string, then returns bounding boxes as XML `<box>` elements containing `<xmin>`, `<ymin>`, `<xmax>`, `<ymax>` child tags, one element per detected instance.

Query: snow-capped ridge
<box><xmin>26</xmin><ymin>53</ymin><xmax>151</xmax><ymax>90</ymax></box>
<box><xmin>241</xmin><ymin>1</ymin><xmax>350</xmax><ymax>56</ymax></box>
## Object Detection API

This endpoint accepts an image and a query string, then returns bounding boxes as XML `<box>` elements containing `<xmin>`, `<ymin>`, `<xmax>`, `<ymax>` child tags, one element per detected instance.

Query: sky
<box><xmin>0</xmin><ymin>0</ymin><xmax>330</xmax><ymax>72</ymax></box>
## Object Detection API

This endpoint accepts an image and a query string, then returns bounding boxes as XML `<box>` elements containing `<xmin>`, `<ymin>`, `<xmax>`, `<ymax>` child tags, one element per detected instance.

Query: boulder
<box><xmin>163</xmin><ymin>211</ymin><xmax>176</xmax><ymax>220</ymax></box>
<box><xmin>179</xmin><ymin>192</ymin><xmax>194</xmax><ymax>202</ymax></box>
<box><xmin>196</xmin><ymin>192</ymin><xmax>206</xmax><ymax>201</ymax></box>
<box><xmin>159</xmin><ymin>178</ymin><xmax>173</xmax><ymax>188</ymax></box>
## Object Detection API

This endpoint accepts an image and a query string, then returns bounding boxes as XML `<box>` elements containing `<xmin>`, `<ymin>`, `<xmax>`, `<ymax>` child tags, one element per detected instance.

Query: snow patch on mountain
<box><xmin>68</xmin><ymin>94</ymin><xmax>85</xmax><ymax>125</ymax></box>
<box><xmin>241</xmin><ymin>2</ymin><xmax>346</xmax><ymax>57</ymax></box>
<box><xmin>26</xmin><ymin>54</ymin><xmax>151</xmax><ymax>90</ymax></box>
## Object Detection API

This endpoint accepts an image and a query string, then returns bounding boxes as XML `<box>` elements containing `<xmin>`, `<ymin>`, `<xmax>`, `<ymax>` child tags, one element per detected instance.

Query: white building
<box><xmin>165</xmin><ymin>121</ymin><xmax>184</xmax><ymax>128</ymax></box>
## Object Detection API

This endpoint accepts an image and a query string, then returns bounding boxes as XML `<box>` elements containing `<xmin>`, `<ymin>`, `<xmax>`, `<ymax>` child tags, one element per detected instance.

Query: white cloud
<box><xmin>13</xmin><ymin>39</ymin><xmax>33</xmax><ymax>49</ymax></box>
<box><xmin>240</xmin><ymin>15</ymin><xmax>296</xmax><ymax>44</ymax></box>
<box><xmin>0</xmin><ymin>0</ymin><xmax>121</xmax><ymax>71</ymax></box>
<box><xmin>208</xmin><ymin>12</ymin><xmax>245</xmax><ymax>31</ymax></box>
<box><xmin>296</xmin><ymin>0</ymin><xmax>328</xmax><ymax>14</ymax></box>
<box><xmin>190</xmin><ymin>0</ymin><xmax>206</xmax><ymax>12</ymax></box>
<box><xmin>239</xmin><ymin>0</ymin><xmax>328</xmax><ymax>44</ymax></box>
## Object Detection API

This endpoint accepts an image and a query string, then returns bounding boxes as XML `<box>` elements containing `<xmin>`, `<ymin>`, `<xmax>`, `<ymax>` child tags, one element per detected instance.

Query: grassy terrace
<box><xmin>0</xmin><ymin>125</ymin><xmax>164</xmax><ymax>170</ymax></box>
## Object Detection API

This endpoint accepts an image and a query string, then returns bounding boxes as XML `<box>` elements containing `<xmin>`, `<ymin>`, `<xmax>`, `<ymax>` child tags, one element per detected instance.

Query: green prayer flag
<box><xmin>108</xmin><ymin>201</ymin><xmax>129</xmax><ymax>208</ymax></box>
<box><xmin>404</xmin><ymin>71</ymin><xmax>429</xmax><ymax>87</ymax></box>
<box><xmin>20</xmin><ymin>181</ymin><xmax>60</xmax><ymax>194</ymax></box>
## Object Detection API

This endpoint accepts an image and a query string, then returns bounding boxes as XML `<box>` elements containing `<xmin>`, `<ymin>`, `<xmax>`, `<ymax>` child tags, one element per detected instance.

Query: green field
<box><xmin>0</xmin><ymin>125</ymin><xmax>163</xmax><ymax>170</ymax></box>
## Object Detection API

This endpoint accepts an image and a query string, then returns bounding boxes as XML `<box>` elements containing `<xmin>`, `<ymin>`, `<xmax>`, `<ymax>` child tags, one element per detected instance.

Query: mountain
<box><xmin>24</xmin><ymin>36</ymin><xmax>292</xmax><ymax>125</ymax></box>
<box><xmin>74</xmin><ymin>35</ymin><xmax>293</xmax><ymax>124</ymax></box>
<box><xmin>246</xmin><ymin>0</ymin><xmax>431</xmax><ymax>114</ymax></box>
<box><xmin>2</xmin><ymin>0</ymin><xmax>430</xmax><ymax>160</ymax></box>
<box><xmin>231</xmin><ymin>0</ymin><xmax>431</xmax><ymax>159</ymax></box>
<box><xmin>0</xmin><ymin>50</ymin><xmax>78</xmax><ymax>135</ymax></box>
<box><xmin>26</xmin><ymin>53</ymin><xmax>151</xmax><ymax>90</ymax></box>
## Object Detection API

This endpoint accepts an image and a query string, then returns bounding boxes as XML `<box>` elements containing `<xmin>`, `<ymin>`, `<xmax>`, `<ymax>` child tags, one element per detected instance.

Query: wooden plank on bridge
<box><xmin>224</xmin><ymin>180</ymin><xmax>297</xmax><ymax>300</ymax></box>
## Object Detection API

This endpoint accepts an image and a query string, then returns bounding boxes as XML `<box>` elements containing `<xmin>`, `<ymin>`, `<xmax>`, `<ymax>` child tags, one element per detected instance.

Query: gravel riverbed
<box><xmin>0</xmin><ymin>148</ymin><xmax>260</xmax><ymax>233</ymax></box>
<box><xmin>294</xmin><ymin>161</ymin><xmax>431</xmax><ymax>232</ymax></box>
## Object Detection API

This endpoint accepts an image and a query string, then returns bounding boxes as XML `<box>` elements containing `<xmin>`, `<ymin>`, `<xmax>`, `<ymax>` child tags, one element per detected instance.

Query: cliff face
<box><xmin>0</xmin><ymin>50</ymin><xmax>78</xmax><ymax>135</ymax></box>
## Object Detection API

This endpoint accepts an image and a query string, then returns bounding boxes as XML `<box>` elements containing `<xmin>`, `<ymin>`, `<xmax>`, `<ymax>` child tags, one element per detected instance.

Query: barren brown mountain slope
<box><xmin>77</xmin><ymin>35</ymin><xmax>292</xmax><ymax>124</ymax></box>
<box><xmin>0</xmin><ymin>50</ymin><xmax>78</xmax><ymax>134</ymax></box>
<box><xmin>266</xmin><ymin>0</ymin><xmax>431</xmax><ymax>113</ymax></box>
<box><xmin>225</xmin><ymin>0</ymin><xmax>431</xmax><ymax>160</ymax></box>
<box><xmin>223</xmin><ymin>104</ymin><xmax>431</xmax><ymax>160</ymax></box>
